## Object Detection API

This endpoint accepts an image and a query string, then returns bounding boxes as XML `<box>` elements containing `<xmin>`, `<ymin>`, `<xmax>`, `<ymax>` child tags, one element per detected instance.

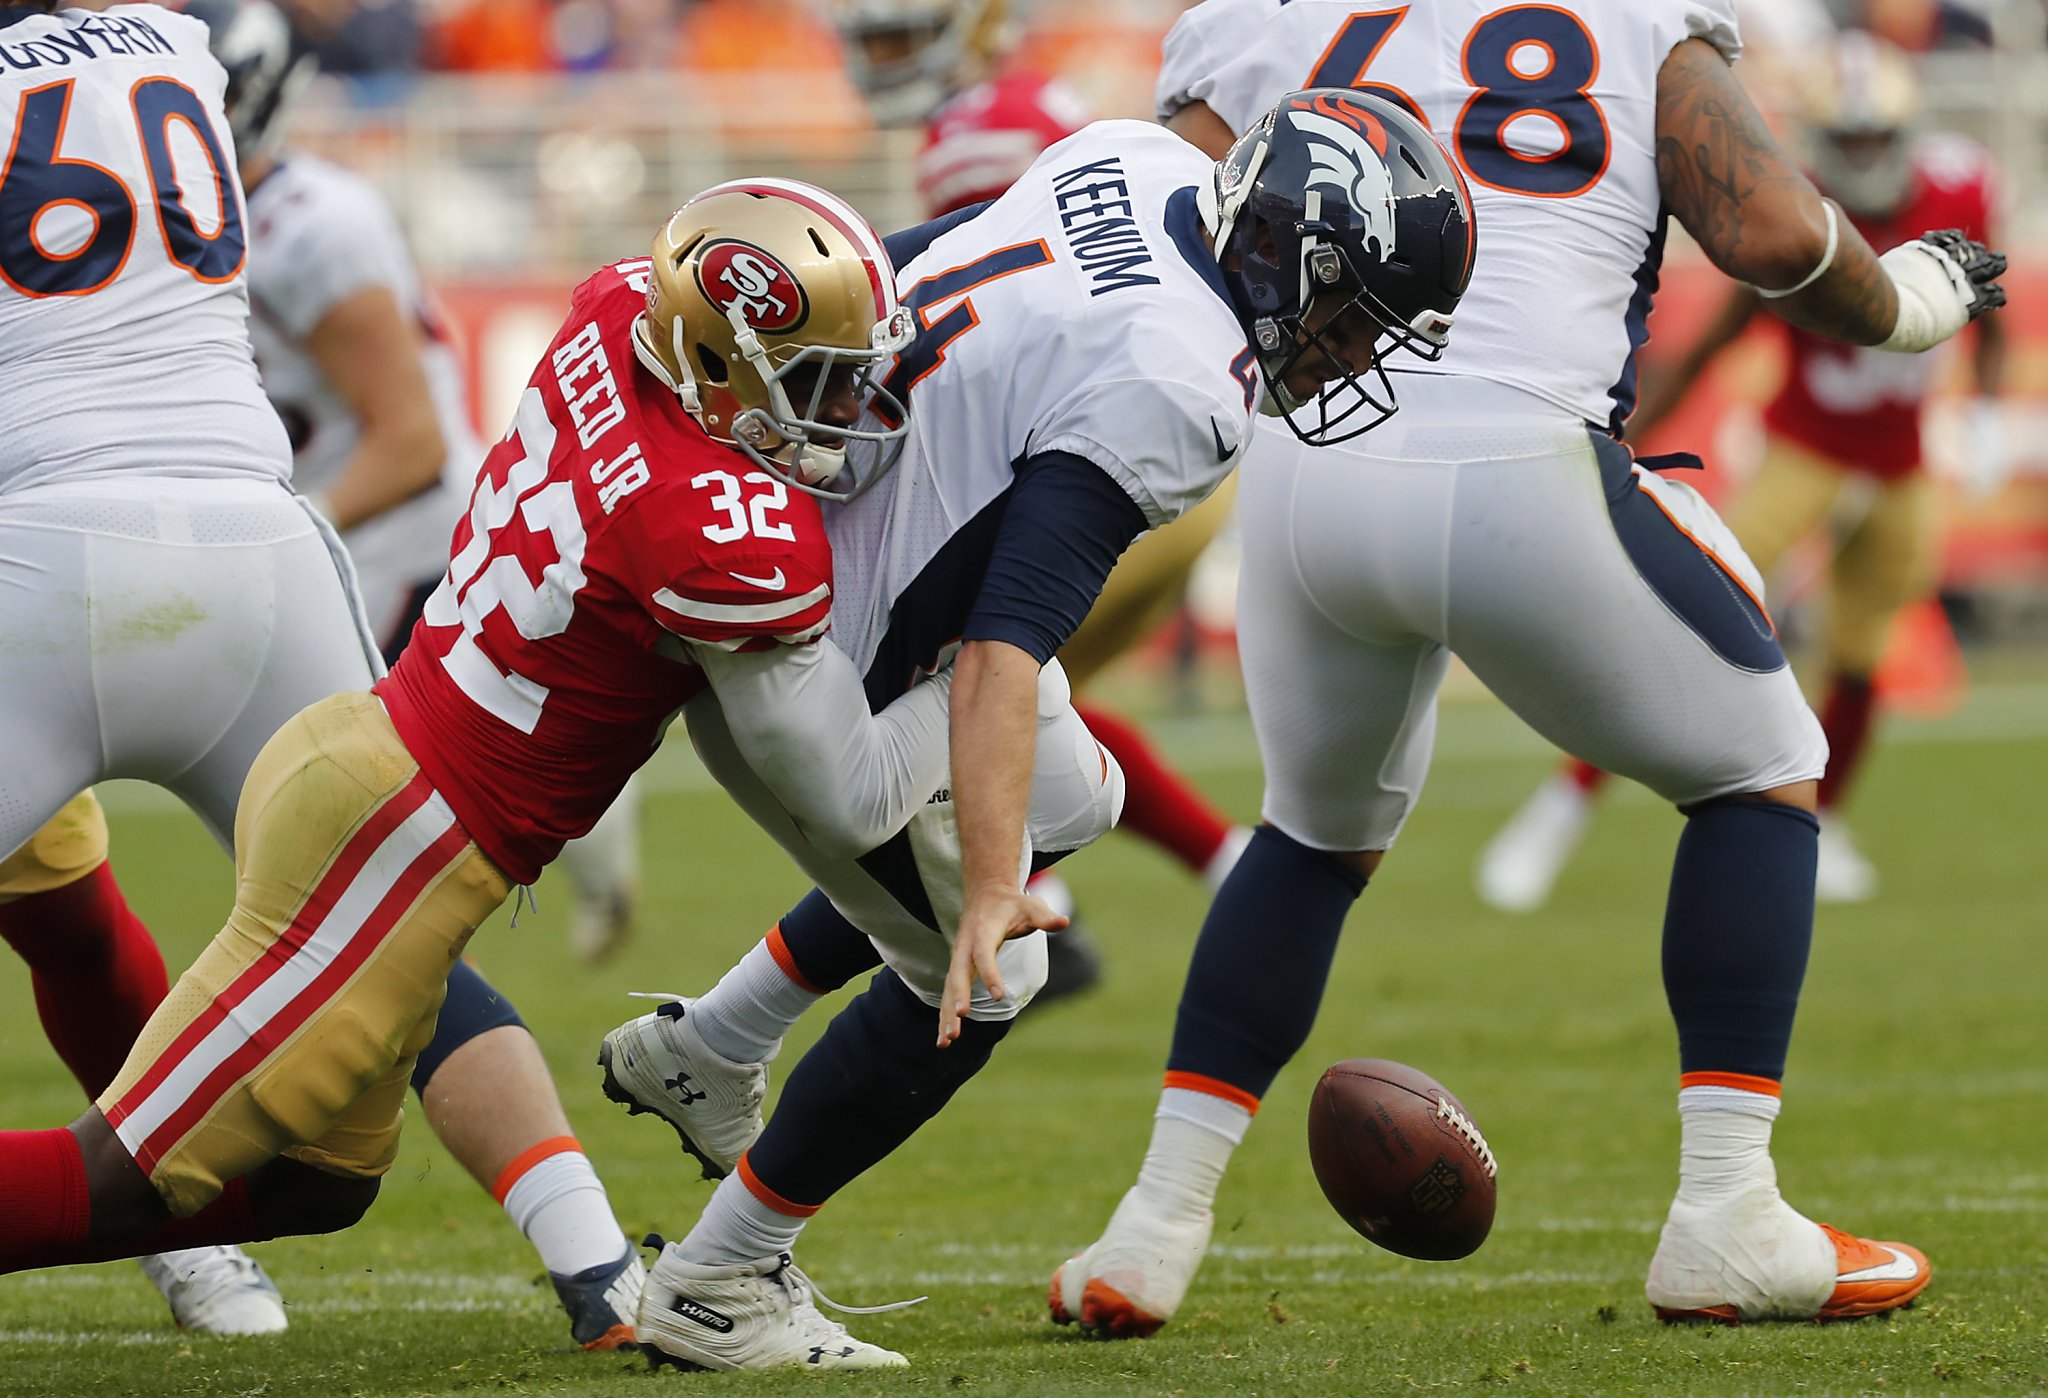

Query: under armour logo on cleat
<box><xmin>665</xmin><ymin>1073</ymin><xmax>707</xmax><ymax>1107</ymax></box>
<box><xmin>808</xmin><ymin>1344</ymin><xmax>856</xmax><ymax>1364</ymax></box>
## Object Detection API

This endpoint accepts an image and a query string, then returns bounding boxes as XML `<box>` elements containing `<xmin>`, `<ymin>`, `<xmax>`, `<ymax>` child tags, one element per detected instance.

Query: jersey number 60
<box><xmin>0</xmin><ymin>77</ymin><xmax>245</xmax><ymax>299</ymax></box>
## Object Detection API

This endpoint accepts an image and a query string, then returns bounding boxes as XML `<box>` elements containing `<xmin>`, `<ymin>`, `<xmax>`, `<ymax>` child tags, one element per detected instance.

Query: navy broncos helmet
<box><xmin>177</xmin><ymin>0</ymin><xmax>313</xmax><ymax>162</ymax></box>
<box><xmin>1214</xmin><ymin>89</ymin><xmax>1475</xmax><ymax>445</ymax></box>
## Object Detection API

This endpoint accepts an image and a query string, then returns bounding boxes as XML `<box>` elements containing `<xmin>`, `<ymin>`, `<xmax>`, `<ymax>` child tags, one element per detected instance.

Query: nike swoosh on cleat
<box><xmin>1210</xmin><ymin>417</ymin><xmax>1235</xmax><ymax>463</ymax></box>
<box><xmin>728</xmin><ymin>568</ymin><xmax>786</xmax><ymax>590</ymax></box>
<box><xmin>1838</xmin><ymin>1246</ymin><xmax>1922</xmax><ymax>1283</ymax></box>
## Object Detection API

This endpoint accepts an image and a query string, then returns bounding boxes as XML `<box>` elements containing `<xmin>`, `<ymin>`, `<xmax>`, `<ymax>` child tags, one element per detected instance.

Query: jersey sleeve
<box><xmin>1155</xmin><ymin>0</ymin><xmax>1288</xmax><ymax>131</ymax></box>
<box><xmin>639</xmin><ymin>500</ymin><xmax>836</xmax><ymax>652</ymax></box>
<box><xmin>255</xmin><ymin>173</ymin><xmax>414</xmax><ymax>340</ymax></box>
<box><xmin>1030</xmin><ymin>334</ymin><xmax>1253</xmax><ymax>529</ymax></box>
<box><xmin>1682</xmin><ymin>0</ymin><xmax>1743</xmax><ymax>63</ymax></box>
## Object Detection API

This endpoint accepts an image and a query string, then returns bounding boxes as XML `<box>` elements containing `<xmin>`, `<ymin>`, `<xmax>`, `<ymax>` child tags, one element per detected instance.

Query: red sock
<box><xmin>1075</xmin><ymin>703</ymin><xmax>1232</xmax><ymax>874</ymax></box>
<box><xmin>0</xmin><ymin>1129</ymin><xmax>93</xmax><ymax>1272</ymax></box>
<box><xmin>1816</xmin><ymin>674</ymin><xmax>1877</xmax><ymax>812</ymax></box>
<box><xmin>1566</xmin><ymin>758</ymin><xmax>1610</xmax><ymax>795</ymax></box>
<box><xmin>0</xmin><ymin>861</ymin><xmax>168</xmax><ymax>1099</ymax></box>
<box><xmin>68</xmin><ymin>1177</ymin><xmax>264</xmax><ymax>1267</ymax></box>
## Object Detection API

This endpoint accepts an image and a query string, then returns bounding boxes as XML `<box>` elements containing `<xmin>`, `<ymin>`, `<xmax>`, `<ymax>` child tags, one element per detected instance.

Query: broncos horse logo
<box><xmin>1288</xmin><ymin>94</ymin><xmax>1399</xmax><ymax>264</ymax></box>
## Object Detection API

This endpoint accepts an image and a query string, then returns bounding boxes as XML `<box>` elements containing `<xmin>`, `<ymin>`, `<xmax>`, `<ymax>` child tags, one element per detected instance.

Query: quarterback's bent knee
<box><xmin>246</xmin><ymin>1157</ymin><xmax>381</xmax><ymax>1238</ymax></box>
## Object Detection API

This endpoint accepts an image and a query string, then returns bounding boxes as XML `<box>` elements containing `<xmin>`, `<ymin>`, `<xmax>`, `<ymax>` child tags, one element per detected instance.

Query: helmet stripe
<box><xmin>701</xmin><ymin>176</ymin><xmax>895</xmax><ymax>320</ymax></box>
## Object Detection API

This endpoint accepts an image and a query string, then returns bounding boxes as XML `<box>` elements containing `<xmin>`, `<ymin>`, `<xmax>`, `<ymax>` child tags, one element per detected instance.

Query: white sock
<box><xmin>690</xmin><ymin>937</ymin><xmax>822</xmax><ymax>1064</ymax></box>
<box><xmin>1675</xmin><ymin>1086</ymin><xmax>1781</xmax><ymax>1207</ymax></box>
<box><xmin>1134</xmin><ymin>1087</ymin><xmax>1254</xmax><ymax>1218</ymax></box>
<box><xmin>1203</xmin><ymin>827</ymin><xmax>1255</xmax><ymax>893</ymax></box>
<box><xmin>498</xmin><ymin>1143</ymin><xmax>628</xmax><ymax>1277</ymax></box>
<box><xmin>678</xmin><ymin>1167</ymin><xmax>807</xmax><ymax>1266</ymax></box>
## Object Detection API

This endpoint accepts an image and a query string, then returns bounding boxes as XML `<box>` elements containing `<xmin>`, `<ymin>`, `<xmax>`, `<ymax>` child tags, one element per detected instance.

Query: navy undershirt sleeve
<box><xmin>961</xmin><ymin>451</ymin><xmax>1151</xmax><ymax>665</ymax></box>
<box><xmin>883</xmin><ymin>202</ymin><xmax>995</xmax><ymax>273</ymax></box>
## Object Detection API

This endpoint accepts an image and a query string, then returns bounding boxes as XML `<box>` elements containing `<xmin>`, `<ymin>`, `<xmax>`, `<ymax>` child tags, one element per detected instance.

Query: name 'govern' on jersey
<box><xmin>829</xmin><ymin>120</ymin><xmax>1259</xmax><ymax>687</ymax></box>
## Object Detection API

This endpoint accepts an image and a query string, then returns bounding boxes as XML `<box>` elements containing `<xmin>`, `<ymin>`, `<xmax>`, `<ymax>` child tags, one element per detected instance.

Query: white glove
<box><xmin>1958</xmin><ymin>397</ymin><xmax>2012</xmax><ymax>502</ymax></box>
<box><xmin>1877</xmin><ymin>231</ymin><xmax>2008</xmax><ymax>354</ymax></box>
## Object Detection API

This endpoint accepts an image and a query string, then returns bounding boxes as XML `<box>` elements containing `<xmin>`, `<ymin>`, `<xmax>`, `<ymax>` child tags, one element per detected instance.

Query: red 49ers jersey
<box><xmin>376</xmin><ymin>260</ymin><xmax>834</xmax><ymax>884</ymax></box>
<box><xmin>1762</xmin><ymin>137</ymin><xmax>1998</xmax><ymax>479</ymax></box>
<box><xmin>915</xmin><ymin>70</ymin><xmax>1091</xmax><ymax>217</ymax></box>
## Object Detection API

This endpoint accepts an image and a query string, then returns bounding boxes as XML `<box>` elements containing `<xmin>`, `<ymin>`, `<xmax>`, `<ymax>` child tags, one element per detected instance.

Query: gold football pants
<box><xmin>0</xmin><ymin>790</ymin><xmax>108</xmax><ymax>902</ymax></box>
<box><xmin>1723</xmin><ymin>439</ymin><xmax>1939</xmax><ymax>676</ymax></box>
<box><xmin>96</xmin><ymin>692</ymin><xmax>510</xmax><ymax>1217</ymax></box>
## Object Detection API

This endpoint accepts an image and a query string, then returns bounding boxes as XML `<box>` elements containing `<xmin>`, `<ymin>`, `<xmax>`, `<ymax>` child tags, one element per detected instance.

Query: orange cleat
<box><xmin>1653</xmin><ymin>1221</ymin><xmax>1929</xmax><ymax>1325</ymax></box>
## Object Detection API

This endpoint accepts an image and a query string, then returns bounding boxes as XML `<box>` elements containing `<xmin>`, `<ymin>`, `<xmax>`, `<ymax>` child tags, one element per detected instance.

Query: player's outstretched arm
<box><xmin>1655</xmin><ymin>38</ymin><xmax>2004</xmax><ymax>353</ymax></box>
<box><xmin>693</xmin><ymin>638</ymin><xmax>955</xmax><ymax>858</ymax></box>
<box><xmin>305</xmin><ymin>286</ymin><xmax>450</xmax><ymax>530</ymax></box>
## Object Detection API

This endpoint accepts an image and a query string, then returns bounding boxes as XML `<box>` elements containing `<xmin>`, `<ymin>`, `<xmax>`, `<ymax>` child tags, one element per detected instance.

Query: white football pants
<box><xmin>686</xmin><ymin>658</ymin><xmax>1124</xmax><ymax>1021</ymax></box>
<box><xmin>0</xmin><ymin>476</ymin><xmax>381</xmax><ymax>859</ymax></box>
<box><xmin>1239</xmin><ymin>377</ymin><xmax>1827</xmax><ymax>854</ymax></box>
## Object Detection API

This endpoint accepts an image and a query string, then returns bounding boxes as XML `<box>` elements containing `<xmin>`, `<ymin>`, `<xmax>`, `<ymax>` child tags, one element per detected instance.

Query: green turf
<box><xmin>3</xmin><ymin>684</ymin><xmax>2045</xmax><ymax>1396</ymax></box>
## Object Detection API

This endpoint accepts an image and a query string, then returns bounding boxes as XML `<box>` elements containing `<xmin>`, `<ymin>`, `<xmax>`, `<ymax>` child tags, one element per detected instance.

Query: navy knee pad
<box><xmin>1663</xmin><ymin>795</ymin><xmax>1818</xmax><ymax>1082</ymax></box>
<box><xmin>410</xmin><ymin>960</ymin><xmax>526</xmax><ymax>1096</ymax></box>
<box><xmin>745</xmin><ymin>969</ymin><xmax>1010</xmax><ymax>1208</ymax></box>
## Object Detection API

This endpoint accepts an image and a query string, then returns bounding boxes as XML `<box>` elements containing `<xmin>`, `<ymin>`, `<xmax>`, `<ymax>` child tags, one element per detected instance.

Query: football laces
<box><xmin>1435</xmin><ymin>1096</ymin><xmax>1498</xmax><ymax>1179</ymax></box>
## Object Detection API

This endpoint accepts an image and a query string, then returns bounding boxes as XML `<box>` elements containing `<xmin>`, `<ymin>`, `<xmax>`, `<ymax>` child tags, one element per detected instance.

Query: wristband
<box><xmin>1756</xmin><ymin>201</ymin><xmax>1839</xmax><ymax>300</ymax></box>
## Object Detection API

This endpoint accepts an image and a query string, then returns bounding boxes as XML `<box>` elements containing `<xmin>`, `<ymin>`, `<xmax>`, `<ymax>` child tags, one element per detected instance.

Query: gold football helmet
<box><xmin>633</xmin><ymin>178</ymin><xmax>914</xmax><ymax>497</ymax></box>
<box><xmin>1801</xmin><ymin>32</ymin><xmax>1920</xmax><ymax>219</ymax></box>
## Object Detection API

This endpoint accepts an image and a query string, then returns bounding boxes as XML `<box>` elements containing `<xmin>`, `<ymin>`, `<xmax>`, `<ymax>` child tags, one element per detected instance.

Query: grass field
<box><xmin>3</xmin><ymin>680</ymin><xmax>2045</xmax><ymax>1396</ymax></box>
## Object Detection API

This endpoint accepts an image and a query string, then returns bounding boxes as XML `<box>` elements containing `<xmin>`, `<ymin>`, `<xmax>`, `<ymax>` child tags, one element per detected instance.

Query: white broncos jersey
<box><xmin>1159</xmin><ymin>0</ymin><xmax>1742</xmax><ymax>433</ymax></box>
<box><xmin>828</xmin><ymin>120</ymin><xmax>1258</xmax><ymax>681</ymax></box>
<box><xmin>246</xmin><ymin>154</ymin><xmax>477</xmax><ymax>615</ymax></box>
<box><xmin>0</xmin><ymin>3</ymin><xmax>288</xmax><ymax>494</ymax></box>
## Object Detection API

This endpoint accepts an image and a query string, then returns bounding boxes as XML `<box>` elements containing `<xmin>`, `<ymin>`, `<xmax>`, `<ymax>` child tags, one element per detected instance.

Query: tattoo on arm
<box><xmin>1655</xmin><ymin>39</ymin><xmax>1898</xmax><ymax>345</ymax></box>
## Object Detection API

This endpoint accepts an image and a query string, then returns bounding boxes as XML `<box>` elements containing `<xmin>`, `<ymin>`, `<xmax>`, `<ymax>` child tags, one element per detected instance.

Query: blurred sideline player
<box><xmin>835</xmin><ymin>0</ymin><xmax>1253</xmax><ymax>985</ymax></box>
<box><xmin>1477</xmin><ymin>32</ymin><xmax>2003</xmax><ymax>912</ymax></box>
<box><xmin>1051</xmin><ymin>0</ymin><xmax>2003</xmax><ymax>1337</ymax></box>
<box><xmin>0</xmin><ymin>0</ymin><xmax>642</xmax><ymax>1347</ymax></box>
<box><xmin>0</xmin><ymin>178</ymin><xmax>996</xmax><ymax>1369</ymax></box>
<box><xmin>605</xmin><ymin>96</ymin><xmax>1467</xmax><ymax>1369</ymax></box>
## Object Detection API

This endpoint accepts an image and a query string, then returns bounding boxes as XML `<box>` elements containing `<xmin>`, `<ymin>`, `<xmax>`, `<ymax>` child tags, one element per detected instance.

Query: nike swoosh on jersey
<box><xmin>728</xmin><ymin>568</ymin><xmax>787</xmax><ymax>590</ymax></box>
<box><xmin>1837</xmin><ymin>1246</ymin><xmax>1922</xmax><ymax>1284</ymax></box>
<box><xmin>1210</xmin><ymin>417</ymin><xmax>1235</xmax><ymax>462</ymax></box>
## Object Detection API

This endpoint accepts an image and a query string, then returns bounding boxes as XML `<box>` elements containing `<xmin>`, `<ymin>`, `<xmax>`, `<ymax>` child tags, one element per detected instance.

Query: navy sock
<box><xmin>411</xmin><ymin>960</ymin><xmax>526</xmax><ymax>1094</ymax></box>
<box><xmin>776</xmin><ymin>889</ymin><xmax>885</xmax><ymax>993</ymax></box>
<box><xmin>745</xmin><ymin>969</ymin><xmax>1008</xmax><ymax>1208</ymax></box>
<box><xmin>1662</xmin><ymin>798</ymin><xmax>1818</xmax><ymax>1081</ymax></box>
<box><xmin>1164</xmin><ymin>825</ymin><xmax>1367</xmax><ymax>1101</ymax></box>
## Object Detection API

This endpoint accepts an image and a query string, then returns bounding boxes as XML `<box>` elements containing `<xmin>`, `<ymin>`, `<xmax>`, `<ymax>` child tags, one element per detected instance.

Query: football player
<box><xmin>0</xmin><ymin>177</ymin><xmax>977</xmax><ymax>1363</ymax></box>
<box><xmin>1048</xmin><ymin>0</ymin><xmax>2004</xmax><ymax>1336</ymax></box>
<box><xmin>835</xmin><ymin>0</ymin><xmax>1253</xmax><ymax>981</ymax></box>
<box><xmin>603</xmin><ymin>97</ymin><xmax>1470</xmax><ymax>1370</ymax></box>
<box><xmin>1478</xmin><ymin>31</ymin><xmax>2004</xmax><ymax>911</ymax></box>
<box><xmin>0</xmin><ymin>0</ymin><xmax>645</xmax><ymax>1348</ymax></box>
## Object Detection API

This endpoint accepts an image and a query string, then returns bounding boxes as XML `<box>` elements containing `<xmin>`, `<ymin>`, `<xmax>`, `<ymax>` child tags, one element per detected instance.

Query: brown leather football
<box><xmin>1307</xmin><ymin>1058</ymin><xmax>1498</xmax><ymax>1260</ymax></box>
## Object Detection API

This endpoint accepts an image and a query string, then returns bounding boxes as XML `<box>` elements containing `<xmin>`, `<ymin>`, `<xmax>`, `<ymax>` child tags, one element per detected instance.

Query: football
<box><xmin>1307</xmin><ymin>1059</ymin><xmax>1498</xmax><ymax>1260</ymax></box>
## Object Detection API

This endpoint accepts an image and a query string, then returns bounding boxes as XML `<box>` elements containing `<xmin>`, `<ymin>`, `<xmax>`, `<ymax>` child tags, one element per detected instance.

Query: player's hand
<box><xmin>1916</xmin><ymin>230</ymin><xmax>2008</xmax><ymax>321</ymax></box>
<box><xmin>938</xmin><ymin>885</ymin><xmax>1069</xmax><ymax>1047</ymax></box>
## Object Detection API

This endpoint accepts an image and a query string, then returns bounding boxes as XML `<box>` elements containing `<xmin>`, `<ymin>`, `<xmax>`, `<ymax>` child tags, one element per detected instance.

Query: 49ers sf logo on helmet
<box><xmin>695</xmin><ymin>239</ymin><xmax>810</xmax><ymax>334</ymax></box>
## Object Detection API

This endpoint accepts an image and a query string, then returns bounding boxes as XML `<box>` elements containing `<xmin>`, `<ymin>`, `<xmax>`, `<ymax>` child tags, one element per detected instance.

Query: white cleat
<box><xmin>1815</xmin><ymin>820</ymin><xmax>1879</xmax><ymax>904</ymax></box>
<box><xmin>139</xmin><ymin>1247</ymin><xmax>288</xmax><ymax>1335</ymax></box>
<box><xmin>1475</xmin><ymin>776</ymin><xmax>1593</xmax><ymax>913</ymax></box>
<box><xmin>570</xmin><ymin>884</ymin><xmax>639</xmax><ymax>965</ymax></box>
<box><xmin>598</xmin><ymin>998</ymin><xmax>769</xmax><ymax>1179</ymax></box>
<box><xmin>636</xmin><ymin>1245</ymin><xmax>910</xmax><ymax>1372</ymax></box>
<box><xmin>1646</xmin><ymin>1185</ymin><xmax>1841</xmax><ymax>1323</ymax></box>
<box><xmin>1048</xmin><ymin>1186</ymin><xmax>1213</xmax><ymax>1339</ymax></box>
